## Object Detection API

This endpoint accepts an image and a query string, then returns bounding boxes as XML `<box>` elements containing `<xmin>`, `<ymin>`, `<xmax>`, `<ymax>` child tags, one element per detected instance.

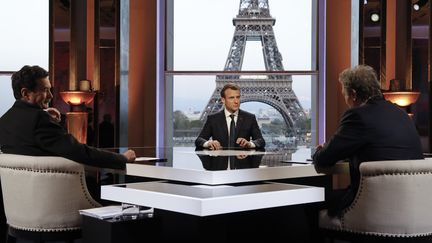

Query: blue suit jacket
<box><xmin>195</xmin><ymin>109</ymin><xmax>265</xmax><ymax>149</ymax></box>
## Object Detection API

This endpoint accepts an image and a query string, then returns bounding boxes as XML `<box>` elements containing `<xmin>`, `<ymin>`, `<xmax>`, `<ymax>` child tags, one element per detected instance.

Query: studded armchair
<box><xmin>0</xmin><ymin>153</ymin><xmax>101</xmax><ymax>242</ymax></box>
<box><xmin>319</xmin><ymin>159</ymin><xmax>432</xmax><ymax>240</ymax></box>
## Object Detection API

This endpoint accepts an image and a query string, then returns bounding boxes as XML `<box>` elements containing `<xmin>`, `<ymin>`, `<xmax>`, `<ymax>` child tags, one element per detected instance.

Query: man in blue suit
<box><xmin>195</xmin><ymin>83</ymin><xmax>265</xmax><ymax>150</ymax></box>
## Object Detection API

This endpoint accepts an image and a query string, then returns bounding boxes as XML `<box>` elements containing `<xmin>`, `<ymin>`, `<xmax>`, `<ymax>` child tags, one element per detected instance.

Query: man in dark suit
<box><xmin>195</xmin><ymin>83</ymin><xmax>265</xmax><ymax>150</ymax></box>
<box><xmin>0</xmin><ymin>65</ymin><xmax>136</xmax><ymax>167</ymax></box>
<box><xmin>0</xmin><ymin>65</ymin><xmax>137</xmax><ymax>236</ymax></box>
<box><xmin>313</xmin><ymin>65</ymin><xmax>423</xmax><ymax>217</ymax></box>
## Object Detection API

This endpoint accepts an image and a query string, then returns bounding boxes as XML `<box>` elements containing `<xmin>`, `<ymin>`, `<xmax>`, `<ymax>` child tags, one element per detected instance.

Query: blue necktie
<box><xmin>229</xmin><ymin>114</ymin><xmax>235</xmax><ymax>148</ymax></box>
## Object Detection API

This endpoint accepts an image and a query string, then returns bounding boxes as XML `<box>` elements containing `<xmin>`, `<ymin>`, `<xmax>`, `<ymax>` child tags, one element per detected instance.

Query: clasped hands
<box><xmin>45</xmin><ymin>107</ymin><xmax>61</xmax><ymax>123</ymax></box>
<box><xmin>207</xmin><ymin>138</ymin><xmax>252</xmax><ymax>150</ymax></box>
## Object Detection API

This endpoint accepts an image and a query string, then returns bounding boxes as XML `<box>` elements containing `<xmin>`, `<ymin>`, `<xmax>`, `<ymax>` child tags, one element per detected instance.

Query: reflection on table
<box><xmin>114</xmin><ymin>146</ymin><xmax>325</xmax><ymax>185</ymax></box>
<box><xmin>106</xmin><ymin>146</ymin><xmax>312</xmax><ymax>169</ymax></box>
<box><xmin>196</xmin><ymin>149</ymin><xmax>263</xmax><ymax>171</ymax></box>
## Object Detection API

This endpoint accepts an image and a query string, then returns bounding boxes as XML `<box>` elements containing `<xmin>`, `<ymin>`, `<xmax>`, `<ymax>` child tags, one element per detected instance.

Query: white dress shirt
<box><xmin>224</xmin><ymin>109</ymin><xmax>238</xmax><ymax>137</ymax></box>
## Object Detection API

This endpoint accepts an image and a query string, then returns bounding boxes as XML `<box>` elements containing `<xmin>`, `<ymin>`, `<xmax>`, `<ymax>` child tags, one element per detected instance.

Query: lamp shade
<box><xmin>382</xmin><ymin>91</ymin><xmax>420</xmax><ymax>107</ymax></box>
<box><xmin>59</xmin><ymin>91</ymin><xmax>95</xmax><ymax>105</ymax></box>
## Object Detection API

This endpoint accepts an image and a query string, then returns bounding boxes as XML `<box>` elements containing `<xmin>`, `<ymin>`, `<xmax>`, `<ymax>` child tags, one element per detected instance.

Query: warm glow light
<box><xmin>392</xmin><ymin>98</ymin><xmax>411</xmax><ymax>107</ymax></box>
<box><xmin>382</xmin><ymin>91</ymin><xmax>420</xmax><ymax>107</ymax></box>
<box><xmin>59</xmin><ymin>91</ymin><xmax>95</xmax><ymax>143</ymax></box>
<box><xmin>69</xmin><ymin>97</ymin><xmax>82</xmax><ymax>105</ymax></box>
<box><xmin>59</xmin><ymin>91</ymin><xmax>95</xmax><ymax>105</ymax></box>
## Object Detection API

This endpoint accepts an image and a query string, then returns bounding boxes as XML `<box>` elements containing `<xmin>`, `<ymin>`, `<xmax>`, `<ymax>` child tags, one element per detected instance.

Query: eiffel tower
<box><xmin>200</xmin><ymin>0</ymin><xmax>306</xmax><ymax>136</ymax></box>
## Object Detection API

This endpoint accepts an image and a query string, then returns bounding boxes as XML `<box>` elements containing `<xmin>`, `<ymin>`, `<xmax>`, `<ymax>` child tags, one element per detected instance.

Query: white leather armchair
<box><xmin>0</xmin><ymin>153</ymin><xmax>101</xmax><ymax>241</ymax></box>
<box><xmin>319</xmin><ymin>159</ymin><xmax>432</xmax><ymax>238</ymax></box>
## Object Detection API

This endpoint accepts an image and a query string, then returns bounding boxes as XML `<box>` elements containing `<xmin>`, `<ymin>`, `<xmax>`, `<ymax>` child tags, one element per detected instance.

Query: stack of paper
<box><xmin>80</xmin><ymin>205</ymin><xmax>154</xmax><ymax>220</ymax></box>
<box><xmin>79</xmin><ymin>205</ymin><xmax>123</xmax><ymax>219</ymax></box>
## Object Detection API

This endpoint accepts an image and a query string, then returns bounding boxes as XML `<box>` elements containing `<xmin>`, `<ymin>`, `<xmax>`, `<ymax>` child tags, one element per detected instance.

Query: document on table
<box><xmin>193</xmin><ymin>150</ymin><xmax>270</xmax><ymax>157</ymax></box>
<box><xmin>135</xmin><ymin>157</ymin><xmax>161</xmax><ymax>161</ymax></box>
<box><xmin>80</xmin><ymin>205</ymin><xmax>154</xmax><ymax>219</ymax></box>
<box><xmin>133</xmin><ymin>157</ymin><xmax>168</xmax><ymax>163</ymax></box>
<box><xmin>79</xmin><ymin>205</ymin><xmax>123</xmax><ymax>219</ymax></box>
<box><xmin>280</xmin><ymin>160</ymin><xmax>312</xmax><ymax>164</ymax></box>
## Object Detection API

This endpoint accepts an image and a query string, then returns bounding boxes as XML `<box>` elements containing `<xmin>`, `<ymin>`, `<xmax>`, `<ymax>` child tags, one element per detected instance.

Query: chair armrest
<box><xmin>0</xmin><ymin>154</ymin><xmax>84</xmax><ymax>173</ymax></box>
<box><xmin>359</xmin><ymin>159</ymin><xmax>431</xmax><ymax>176</ymax></box>
<box><xmin>0</xmin><ymin>154</ymin><xmax>101</xmax><ymax>231</ymax></box>
<box><xmin>342</xmin><ymin>159</ymin><xmax>432</xmax><ymax>236</ymax></box>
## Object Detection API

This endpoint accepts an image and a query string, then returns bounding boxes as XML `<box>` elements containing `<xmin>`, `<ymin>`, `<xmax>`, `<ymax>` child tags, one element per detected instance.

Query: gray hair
<box><xmin>339</xmin><ymin>65</ymin><xmax>382</xmax><ymax>103</ymax></box>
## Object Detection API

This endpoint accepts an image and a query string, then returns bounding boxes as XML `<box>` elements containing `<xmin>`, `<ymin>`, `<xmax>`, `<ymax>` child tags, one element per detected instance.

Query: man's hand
<box><xmin>311</xmin><ymin>144</ymin><xmax>324</xmax><ymax>163</ymax></box>
<box><xmin>207</xmin><ymin>140</ymin><xmax>222</xmax><ymax>150</ymax></box>
<box><xmin>314</xmin><ymin>144</ymin><xmax>324</xmax><ymax>154</ymax></box>
<box><xmin>236</xmin><ymin>138</ymin><xmax>251</xmax><ymax>148</ymax></box>
<box><xmin>45</xmin><ymin>107</ymin><xmax>61</xmax><ymax>123</ymax></box>
<box><xmin>123</xmin><ymin>149</ymin><xmax>136</xmax><ymax>162</ymax></box>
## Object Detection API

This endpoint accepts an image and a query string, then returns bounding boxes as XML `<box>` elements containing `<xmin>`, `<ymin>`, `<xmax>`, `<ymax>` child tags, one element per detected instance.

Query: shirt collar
<box><xmin>224</xmin><ymin>109</ymin><xmax>239</xmax><ymax>118</ymax></box>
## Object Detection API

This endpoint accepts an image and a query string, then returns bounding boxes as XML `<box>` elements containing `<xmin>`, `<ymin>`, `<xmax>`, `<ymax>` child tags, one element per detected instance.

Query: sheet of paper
<box><xmin>79</xmin><ymin>205</ymin><xmax>122</xmax><ymax>219</ymax></box>
<box><xmin>193</xmin><ymin>150</ymin><xmax>270</xmax><ymax>157</ymax></box>
<box><xmin>280</xmin><ymin>160</ymin><xmax>312</xmax><ymax>164</ymax></box>
<box><xmin>135</xmin><ymin>157</ymin><xmax>161</xmax><ymax>162</ymax></box>
<box><xmin>80</xmin><ymin>205</ymin><xmax>154</xmax><ymax>219</ymax></box>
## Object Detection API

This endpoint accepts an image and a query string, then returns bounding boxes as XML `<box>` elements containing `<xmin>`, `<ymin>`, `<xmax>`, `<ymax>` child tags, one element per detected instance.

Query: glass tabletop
<box><xmin>105</xmin><ymin>146</ymin><xmax>313</xmax><ymax>171</ymax></box>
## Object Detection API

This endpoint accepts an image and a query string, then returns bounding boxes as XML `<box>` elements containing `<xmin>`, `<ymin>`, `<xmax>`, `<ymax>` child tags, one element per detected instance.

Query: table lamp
<box><xmin>59</xmin><ymin>91</ymin><xmax>95</xmax><ymax>144</ymax></box>
<box><xmin>382</xmin><ymin>79</ymin><xmax>420</xmax><ymax>118</ymax></box>
<box><xmin>382</xmin><ymin>91</ymin><xmax>420</xmax><ymax>107</ymax></box>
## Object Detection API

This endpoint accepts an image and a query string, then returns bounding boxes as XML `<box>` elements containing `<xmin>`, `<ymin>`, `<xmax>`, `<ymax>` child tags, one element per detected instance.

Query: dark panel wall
<box><xmin>128</xmin><ymin>0</ymin><xmax>157</xmax><ymax>147</ymax></box>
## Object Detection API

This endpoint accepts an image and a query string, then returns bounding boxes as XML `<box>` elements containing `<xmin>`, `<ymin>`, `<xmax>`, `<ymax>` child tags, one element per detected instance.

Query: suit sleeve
<box><xmin>34</xmin><ymin>111</ymin><xmax>126</xmax><ymax>170</ymax></box>
<box><xmin>250</xmin><ymin>114</ymin><xmax>266</xmax><ymax>148</ymax></box>
<box><xmin>313</xmin><ymin>109</ymin><xmax>366</xmax><ymax>167</ymax></box>
<box><xmin>195</xmin><ymin>117</ymin><xmax>213</xmax><ymax>148</ymax></box>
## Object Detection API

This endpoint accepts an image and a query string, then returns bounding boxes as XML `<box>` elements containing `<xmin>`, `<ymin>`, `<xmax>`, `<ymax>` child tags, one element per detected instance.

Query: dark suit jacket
<box><xmin>313</xmin><ymin>96</ymin><xmax>423</xmax><ymax>215</ymax></box>
<box><xmin>0</xmin><ymin>100</ymin><xmax>126</xmax><ymax>170</ymax></box>
<box><xmin>195</xmin><ymin>109</ymin><xmax>265</xmax><ymax>149</ymax></box>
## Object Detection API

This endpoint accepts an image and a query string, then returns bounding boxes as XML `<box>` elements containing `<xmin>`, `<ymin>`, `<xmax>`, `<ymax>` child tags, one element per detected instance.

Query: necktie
<box><xmin>229</xmin><ymin>114</ymin><xmax>235</xmax><ymax>148</ymax></box>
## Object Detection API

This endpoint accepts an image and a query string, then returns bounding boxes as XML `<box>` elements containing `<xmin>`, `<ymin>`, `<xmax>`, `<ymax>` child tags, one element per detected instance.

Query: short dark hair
<box><xmin>11</xmin><ymin>65</ymin><xmax>49</xmax><ymax>99</ymax></box>
<box><xmin>220</xmin><ymin>83</ymin><xmax>241</xmax><ymax>98</ymax></box>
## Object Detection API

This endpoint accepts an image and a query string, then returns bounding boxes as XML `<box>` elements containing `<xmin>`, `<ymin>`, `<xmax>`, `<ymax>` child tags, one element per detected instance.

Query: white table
<box><xmin>125</xmin><ymin>147</ymin><xmax>326</xmax><ymax>184</ymax></box>
<box><xmin>101</xmin><ymin>181</ymin><xmax>324</xmax><ymax>216</ymax></box>
<box><xmin>101</xmin><ymin>147</ymin><xmax>348</xmax><ymax>214</ymax></box>
<box><xmin>99</xmin><ymin>147</ymin><xmax>343</xmax><ymax>241</ymax></box>
<box><xmin>124</xmin><ymin>147</ymin><xmax>348</xmax><ymax>184</ymax></box>
<box><xmin>126</xmin><ymin>162</ymin><xmax>325</xmax><ymax>185</ymax></box>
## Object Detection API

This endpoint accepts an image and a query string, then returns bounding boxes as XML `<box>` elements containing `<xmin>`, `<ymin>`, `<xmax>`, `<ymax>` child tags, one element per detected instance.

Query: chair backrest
<box><xmin>0</xmin><ymin>154</ymin><xmax>101</xmax><ymax>232</ymax></box>
<box><xmin>341</xmin><ymin>159</ymin><xmax>432</xmax><ymax>237</ymax></box>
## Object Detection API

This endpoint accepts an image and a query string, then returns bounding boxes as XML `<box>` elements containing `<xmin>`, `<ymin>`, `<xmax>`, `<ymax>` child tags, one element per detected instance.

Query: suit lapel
<box><xmin>217</xmin><ymin>111</ymin><xmax>229</xmax><ymax>145</ymax></box>
<box><xmin>235</xmin><ymin>110</ymin><xmax>244</xmax><ymax>138</ymax></box>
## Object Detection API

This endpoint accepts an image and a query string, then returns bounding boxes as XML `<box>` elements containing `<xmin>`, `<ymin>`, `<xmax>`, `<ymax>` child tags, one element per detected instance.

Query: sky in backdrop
<box><xmin>0</xmin><ymin>0</ymin><xmax>49</xmax><ymax>116</ymax></box>
<box><xmin>0</xmin><ymin>0</ymin><xmax>314</xmax><ymax>116</ymax></box>
<box><xmin>172</xmin><ymin>0</ymin><xmax>314</xmax><ymax>113</ymax></box>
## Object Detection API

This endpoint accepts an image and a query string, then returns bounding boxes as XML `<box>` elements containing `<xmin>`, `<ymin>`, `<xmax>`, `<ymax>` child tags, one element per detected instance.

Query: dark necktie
<box><xmin>229</xmin><ymin>114</ymin><xmax>235</xmax><ymax>148</ymax></box>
